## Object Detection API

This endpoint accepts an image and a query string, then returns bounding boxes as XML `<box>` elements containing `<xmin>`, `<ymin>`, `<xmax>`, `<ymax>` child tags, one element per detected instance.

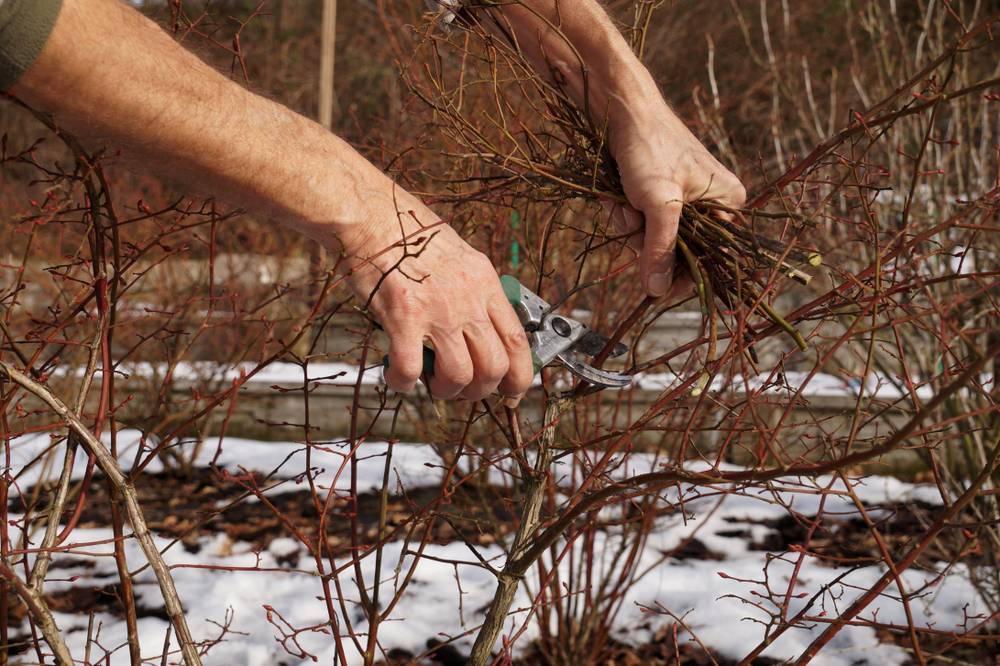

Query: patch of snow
<box><xmin>6</xmin><ymin>431</ymin><xmax>444</xmax><ymax>495</ymax></box>
<box><xmin>7</xmin><ymin>435</ymin><xmax>984</xmax><ymax>666</ymax></box>
<box><xmin>635</xmin><ymin>368</ymin><xmax>942</xmax><ymax>400</ymax></box>
<box><xmin>54</xmin><ymin>358</ymin><xmax>990</xmax><ymax>403</ymax></box>
<box><xmin>52</xmin><ymin>361</ymin><xmax>379</xmax><ymax>387</ymax></box>
<box><xmin>267</xmin><ymin>537</ymin><xmax>301</xmax><ymax>559</ymax></box>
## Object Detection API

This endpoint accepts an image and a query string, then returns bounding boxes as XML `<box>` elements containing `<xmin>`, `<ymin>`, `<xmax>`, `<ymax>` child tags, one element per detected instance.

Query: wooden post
<box><xmin>308</xmin><ymin>0</ymin><xmax>337</xmax><ymax>333</ymax></box>
<box><xmin>319</xmin><ymin>0</ymin><xmax>337</xmax><ymax>129</ymax></box>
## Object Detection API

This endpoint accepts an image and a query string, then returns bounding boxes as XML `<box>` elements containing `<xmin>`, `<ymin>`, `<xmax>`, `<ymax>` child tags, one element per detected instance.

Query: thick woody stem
<box><xmin>0</xmin><ymin>561</ymin><xmax>73</xmax><ymax>665</ymax></box>
<box><xmin>0</xmin><ymin>363</ymin><xmax>204</xmax><ymax>666</ymax></box>
<box><xmin>469</xmin><ymin>397</ymin><xmax>570</xmax><ymax>665</ymax></box>
<box><xmin>28</xmin><ymin>296</ymin><xmax>107</xmax><ymax>591</ymax></box>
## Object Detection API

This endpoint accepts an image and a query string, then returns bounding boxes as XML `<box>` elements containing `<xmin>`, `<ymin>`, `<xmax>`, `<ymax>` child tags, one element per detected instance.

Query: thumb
<box><xmin>639</xmin><ymin>196</ymin><xmax>683</xmax><ymax>298</ymax></box>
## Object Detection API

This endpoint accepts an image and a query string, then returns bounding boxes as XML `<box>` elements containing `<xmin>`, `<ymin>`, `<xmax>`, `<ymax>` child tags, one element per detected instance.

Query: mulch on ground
<box><xmin>15</xmin><ymin>467</ymin><xmax>517</xmax><ymax>560</ymax></box>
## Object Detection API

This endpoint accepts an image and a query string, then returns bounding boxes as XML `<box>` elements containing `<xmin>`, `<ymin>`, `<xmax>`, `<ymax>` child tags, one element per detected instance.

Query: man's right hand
<box><xmin>342</xmin><ymin>195</ymin><xmax>534</xmax><ymax>403</ymax></box>
<box><xmin>7</xmin><ymin>0</ymin><xmax>534</xmax><ymax>405</ymax></box>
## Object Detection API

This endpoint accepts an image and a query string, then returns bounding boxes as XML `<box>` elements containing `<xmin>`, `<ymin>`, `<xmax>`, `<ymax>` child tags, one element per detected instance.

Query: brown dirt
<box><xmin>734</xmin><ymin>500</ymin><xmax>954</xmax><ymax>566</ymax></box>
<box><xmin>14</xmin><ymin>467</ymin><xmax>517</xmax><ymax>560</ymax></box>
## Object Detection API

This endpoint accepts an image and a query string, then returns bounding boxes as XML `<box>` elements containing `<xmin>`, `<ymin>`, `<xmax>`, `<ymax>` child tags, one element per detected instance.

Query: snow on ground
<box><xmin>56</xmin><ymin>361</ymin><xmax>382</xmax><ymax>387</ymax></box>
<box><xmin>633</xmin><ymin>367</ymin><xmax>948</xmax><ymax>401</ymax></box>
<box><xmin>7</xmin><ymin>434</ymin><xmax>986</xmax><ymax>666</ymax></box>
<box><xmin>57</xmin><ymin>359</ymin><xmax>992</xmax><ymax>403</ymax></box>
<box><xmin>7</xmin><ymin>430</ymin><xmax>441</xmax><ymax>495</ymax></box>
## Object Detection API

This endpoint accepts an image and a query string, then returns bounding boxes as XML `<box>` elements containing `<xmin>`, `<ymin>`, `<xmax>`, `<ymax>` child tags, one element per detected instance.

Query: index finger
<box><xmin>489</xmin><ymin>288</ymin><xmax>533</xmax><ymax>401</ymax></box>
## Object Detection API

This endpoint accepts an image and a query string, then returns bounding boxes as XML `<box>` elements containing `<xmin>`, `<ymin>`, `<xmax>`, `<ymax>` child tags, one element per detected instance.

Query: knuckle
<box><xmin>430</xmin><ymin>315</ymin><xmax>463</xmax><ymax>338</ymax></box>
<box><xmin>475</xmin><ymin>251</ymin><xmax>494</xmax><ymax>269</ymax></box>
<box><xmin>663</xmin><ymin>182</ymin><xmax>685</xmax><ymax>200</ymax></box>
<box><xmin>444</xmin><ymin>364</ymin><xmax>474</xmax><ymax>389</ymax></box>
<box><xmin>466</xmin><ymin>317</ymin><xmax>492</xmax><ymax>334</ymax></box>
<box><xmin>728</xmin><ymin>179</ymin><xmax>748</xmax><ymax>204</ymax></box>
<box><xmin>398</xmin><ymin>358</ymin><xmax>423</xmax><ymax>381</ymax></box>
<box><xmin>485</xmin><ymin>356</ymin><xmax>509</xmax><ymax>384</ymax></box>
<box><xmin>644</xmin><ymin>178</ymin><xmax>684</xmax><ymax>203</ymax></box>
<box><xmin>464</xmin><ymin>250</ymin><xmax>494</xmax><ymax>278</ymax></box>
<box><xmin>643</xmin><ymin>238</ymin><xmax>674</xmax><ymax>258</ymax></box>
<box><xmin>391</xmin><ymin>358</ymin><xmax>422</xmax><ymax>384</ymax></box>
<box><xmin>386</xmin><ymin>377</ymin><xmax>415</xmax><ymax>393</ymax></box>
<box><xmin>643</xmin><ymin>252</ymin><xmax>674</xmax><ymax>274</ymax></box>
<box><xmin>500</xmin><ymin>324</ymin><xmax>529</xmax><ymax>351</ymax></box>
<box><xmin>384</xmin><ymin>289</ymin><xmax>426</xmax><ymax>323</ymax></box>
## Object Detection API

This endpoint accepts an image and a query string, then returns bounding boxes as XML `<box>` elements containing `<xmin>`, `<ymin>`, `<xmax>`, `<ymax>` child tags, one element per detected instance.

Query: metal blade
<box><xmin>555</xmin><ymin>352</ymin><xmax>632</xmax><ymax>388</ymax></box>
<box><xmin>571</xmin><ymin>329</ymin><xmax>629</xmax><ymax>359</ymax></box>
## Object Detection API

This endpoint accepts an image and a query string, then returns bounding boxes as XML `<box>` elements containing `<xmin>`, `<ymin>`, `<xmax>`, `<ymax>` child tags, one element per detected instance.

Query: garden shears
<box><xmin>500</xmin><ymin>276</ymin><xmax>631</xmax><ymax>389</ymax></box>
<box><xmin>382</xmin><ymin>276</ymin><xmax>632</xmax><ymax>390</ymax></box>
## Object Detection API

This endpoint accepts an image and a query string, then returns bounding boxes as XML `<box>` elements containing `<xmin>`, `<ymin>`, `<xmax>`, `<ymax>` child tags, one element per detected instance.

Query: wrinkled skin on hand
<box><xmin>607</xmin><ymin>104</ymin><xmax>747</xmax><ymax>298</ymax></box>
<box><xmin>342</xmin><ymin>197</ymin><xmax>534</xmax><ymax>403</ymax></box>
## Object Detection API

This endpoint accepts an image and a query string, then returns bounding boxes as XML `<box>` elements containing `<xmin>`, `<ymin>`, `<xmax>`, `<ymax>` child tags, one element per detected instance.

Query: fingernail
<box><xmin>648</xmin><ymin>272</ymin><xmax>671</xmax><ymax>297</ymax></box>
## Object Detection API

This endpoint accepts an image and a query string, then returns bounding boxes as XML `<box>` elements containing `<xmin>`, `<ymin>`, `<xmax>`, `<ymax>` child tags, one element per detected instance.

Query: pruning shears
<box><xmin>382</xmin><ymin>275</ymin><xmax>632</xmax><ymax>390</ymax></box>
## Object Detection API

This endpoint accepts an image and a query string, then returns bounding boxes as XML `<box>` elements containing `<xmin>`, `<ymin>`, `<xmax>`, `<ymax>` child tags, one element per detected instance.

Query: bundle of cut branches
<box><xmin>406</xmin><ymin>3</ymin><xmax>819</xmax><ymax>374</ymax></box>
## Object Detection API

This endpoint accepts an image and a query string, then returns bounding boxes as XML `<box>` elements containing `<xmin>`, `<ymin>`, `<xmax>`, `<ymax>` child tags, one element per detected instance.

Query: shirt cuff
<box><xmin>0</xmin><ymin>0</ymin><xmax>63</xmax><ymax>91</ymax></box>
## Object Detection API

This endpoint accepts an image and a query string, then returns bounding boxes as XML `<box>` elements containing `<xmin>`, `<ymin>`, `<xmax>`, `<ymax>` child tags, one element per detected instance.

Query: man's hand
<box><xmin>480</xmin><ymin>0</ymin><xmax>746</xmax><ymax>299</ymax></box>
<box><xmin>608</xmin><ymin>105</ymin><xmax>746</xmax><ymax>297</ymax></box>
<box><xmin>342</xmin><ymin>198</ymin><xmax>534</xmax><ymax>401</ymax></box>
<box><xmin>8</xmin><ymin>0</ymin><xmax>533</xmax><ymax>403</ymax></box>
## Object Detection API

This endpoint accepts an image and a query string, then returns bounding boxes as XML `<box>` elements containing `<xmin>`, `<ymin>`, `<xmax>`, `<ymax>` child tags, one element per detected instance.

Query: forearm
<box><xmin>10</xmin><ymin>0</ymin><xmax>406</xmax><ymax>255</ymax></box>
<box><xmin>5</xmin><ymin>0</ymin><xmax>538</xmax><ymax>402</ymax></box>
<box><xmin>480</xmin><ymin>1</ymin><xmax>672</xmax><ymax>138</ymax></box>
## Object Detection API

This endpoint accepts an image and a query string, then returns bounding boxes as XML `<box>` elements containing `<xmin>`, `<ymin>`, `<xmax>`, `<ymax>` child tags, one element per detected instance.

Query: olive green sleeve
<box><xmin>0</xmin><ymin>0</ymin><xmax>64</xmax><ymax>91</ymax></box>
